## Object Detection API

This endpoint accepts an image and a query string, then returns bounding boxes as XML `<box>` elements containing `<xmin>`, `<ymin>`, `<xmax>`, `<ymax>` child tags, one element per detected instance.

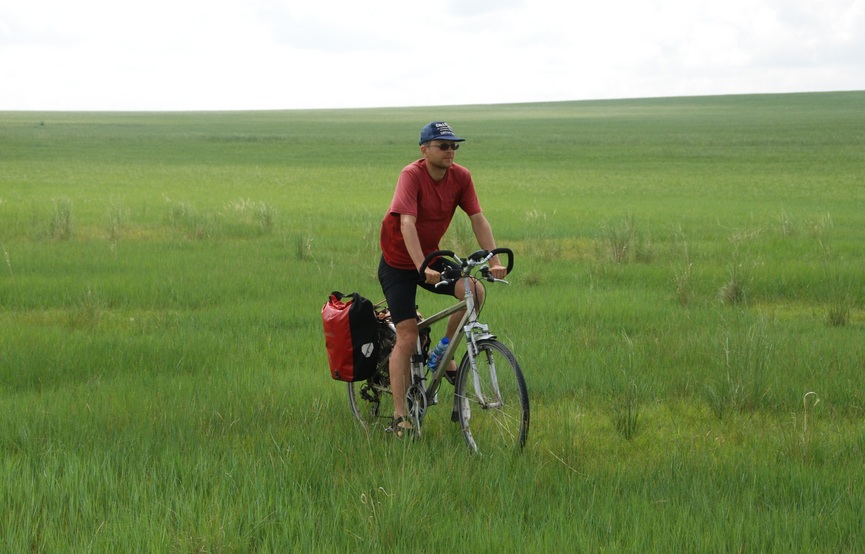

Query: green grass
<box><xmin>1</xmin><ymin>92</ymin><xmax>864</xmax><ymax>551</ymax></box>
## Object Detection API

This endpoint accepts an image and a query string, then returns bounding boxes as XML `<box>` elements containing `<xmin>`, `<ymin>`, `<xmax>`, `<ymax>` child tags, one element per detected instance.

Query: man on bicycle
<box><xmin>378</xmin><ymin>121</ymin><xmax>507</xmax><ymax>437</ymax></box>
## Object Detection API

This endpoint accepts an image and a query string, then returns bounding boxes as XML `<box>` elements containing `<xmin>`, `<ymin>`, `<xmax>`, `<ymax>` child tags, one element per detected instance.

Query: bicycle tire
<box><xmin>455</xmin><ymin>339</ymin><xmax>529</xmax><ymax>454</ymax></box>
<box><xmin>348</xmin><ymin>375</ymin><xmax>394</xmax><ymax>430</ymax></box>
<box><xmin>348</xmin><ymin>321</ymin><xmax>396</xmax><ymax>429</ymax></box>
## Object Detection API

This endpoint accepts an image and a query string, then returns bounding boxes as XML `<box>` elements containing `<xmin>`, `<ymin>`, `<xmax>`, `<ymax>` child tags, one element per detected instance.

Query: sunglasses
<box><xmin>429</xmin><ymin>142</ymin><xmax>460</xmax><ymax>151</ymax></box>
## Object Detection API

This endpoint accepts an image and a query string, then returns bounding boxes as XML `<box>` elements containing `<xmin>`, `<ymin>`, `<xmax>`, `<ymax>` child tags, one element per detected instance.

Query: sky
<box><xmin>1</xmin><ymin>0</ymin><xmax>863</xmax><ymax>111</ymax></box>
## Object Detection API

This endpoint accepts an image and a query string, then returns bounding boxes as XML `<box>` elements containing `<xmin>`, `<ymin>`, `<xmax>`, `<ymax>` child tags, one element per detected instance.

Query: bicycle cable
<box><xmin>473</xmin><ymin>272</ymin><xmax>486</xmax><ymax>318</ymax></box>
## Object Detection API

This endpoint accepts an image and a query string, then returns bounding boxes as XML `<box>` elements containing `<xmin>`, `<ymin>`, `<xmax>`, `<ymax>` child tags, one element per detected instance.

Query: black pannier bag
<box><xmin>321</xmin><ymin>291</ymin><xmax>379</xmax><ymax>382</ymax></box>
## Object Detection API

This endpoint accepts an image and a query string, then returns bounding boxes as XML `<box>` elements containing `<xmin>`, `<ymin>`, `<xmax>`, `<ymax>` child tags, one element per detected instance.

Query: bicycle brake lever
<box><xmin>481</xmin><ymin>266</ymin><xmax>509</xmax><ymax>285</ymax></box>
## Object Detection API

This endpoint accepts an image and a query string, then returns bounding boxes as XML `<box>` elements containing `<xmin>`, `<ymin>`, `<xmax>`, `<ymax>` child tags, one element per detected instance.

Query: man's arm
<box><xmin>469</xmin><ymin>212</ymin><xmax>507</xmax><ymax>279</ymax></box>
<box><xmin>400</xmin><ymin>214</ymin><xmax>440</xmax><ymax>284</ymax></box>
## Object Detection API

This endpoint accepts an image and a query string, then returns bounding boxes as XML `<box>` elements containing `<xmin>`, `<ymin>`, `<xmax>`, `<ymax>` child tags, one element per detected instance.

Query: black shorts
<box><xmin>378</xmin><ymin>255</ymin><xmax>459</xmax><ymax>324</ymax></box>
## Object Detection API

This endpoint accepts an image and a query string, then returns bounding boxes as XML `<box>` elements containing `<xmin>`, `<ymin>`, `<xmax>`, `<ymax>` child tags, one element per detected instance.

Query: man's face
<box><xmin>422</xmin><ymin>141</ymin><xmax>460</xmax><ymax>170</ymax></box>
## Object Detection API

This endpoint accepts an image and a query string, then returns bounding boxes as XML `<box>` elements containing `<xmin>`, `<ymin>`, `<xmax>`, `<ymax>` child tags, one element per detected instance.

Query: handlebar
<box><xmin>418</xmin><ymin>248</ymin><xmax>514</xmax><ymax>285</ymax></box>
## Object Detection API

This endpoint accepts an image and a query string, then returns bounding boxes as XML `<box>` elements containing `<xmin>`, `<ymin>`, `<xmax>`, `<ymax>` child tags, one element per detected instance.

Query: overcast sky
<box><xmin>1</xmin><ymin>0</ymin><xmax>863</xmax><ymax>111</ymax></box>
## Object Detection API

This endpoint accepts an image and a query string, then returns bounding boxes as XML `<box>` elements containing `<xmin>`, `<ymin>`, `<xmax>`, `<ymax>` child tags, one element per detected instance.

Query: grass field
<box><xmin>1</xmin><ymin>92</ymin><xmax>864</xmax><ymax>551</ymax></box>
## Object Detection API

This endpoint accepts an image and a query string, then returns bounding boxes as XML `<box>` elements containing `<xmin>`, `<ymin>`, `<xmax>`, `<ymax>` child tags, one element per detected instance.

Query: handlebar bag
<box><xmin>321</xmin><ymin>291</ymin><xmax>379</xmax><ymax>382</ymax></box>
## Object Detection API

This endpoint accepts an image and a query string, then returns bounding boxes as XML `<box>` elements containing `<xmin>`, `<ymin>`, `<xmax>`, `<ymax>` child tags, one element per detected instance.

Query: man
<box><xmin>378</xmin><ymin>121</ymin><xmax>507</xmax><ymax>438</ymax></box>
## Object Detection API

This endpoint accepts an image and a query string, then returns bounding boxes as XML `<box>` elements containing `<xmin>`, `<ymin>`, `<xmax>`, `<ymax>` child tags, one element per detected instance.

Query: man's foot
<box><xmin>387</xmin><ymin>416</ymin><xmax>415</xmax><ymax>439</ymax></box>
<box><xmin>445</xmin><ymin>360</ymin><xmax>458</xmax><ymax>385</ymax></box>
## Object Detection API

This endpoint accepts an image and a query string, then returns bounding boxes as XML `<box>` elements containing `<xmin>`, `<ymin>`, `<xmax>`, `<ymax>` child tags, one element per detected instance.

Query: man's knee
<box><xmin>395</xmin><ymin>318</ymin><xmax>419</xmax><ymax>343</ymax></box>
<box><xmin>456</xmin><ymin>278</ymin><xmax>485</xmax><ymax>302</ymax></box>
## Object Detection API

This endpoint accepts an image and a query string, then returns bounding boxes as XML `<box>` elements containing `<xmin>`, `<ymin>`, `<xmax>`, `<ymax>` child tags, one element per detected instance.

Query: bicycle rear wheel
<box><xmin>455</xmin><ymin>339</ymin><xmax>529</xmax><ymax>454</ymax></box>
<box><xmin>348</xmin><ymin>320</ymin><xmax>395</xmax><ymax>429</ymax></box>
<box><xmin>348</xmin><ymin>373</ymin><xmax>394</xmax><ymax>430</ymax></box>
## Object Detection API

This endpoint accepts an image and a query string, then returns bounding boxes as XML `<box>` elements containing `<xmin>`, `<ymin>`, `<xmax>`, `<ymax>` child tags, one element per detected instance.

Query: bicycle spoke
<box><xmin>456</xmin><ymin>339</ymin><xmax>529</xmax><ymax>454</ymax></box>
<box><xmin>348</xmin><ymin>378</ymin><xmax>394</xmax><ymax>429</ymax></box>
<box><xmin>348</xmin><ymin>320</ymin><xmax>395</xmax><ymax>430</ymax></box>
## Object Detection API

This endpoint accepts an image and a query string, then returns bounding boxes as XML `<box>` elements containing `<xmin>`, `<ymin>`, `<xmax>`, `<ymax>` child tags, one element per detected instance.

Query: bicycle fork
<box><xmin>461</xmin><ymin>323</ymin><xmax>502</xmax><ymax>414</ymax></box>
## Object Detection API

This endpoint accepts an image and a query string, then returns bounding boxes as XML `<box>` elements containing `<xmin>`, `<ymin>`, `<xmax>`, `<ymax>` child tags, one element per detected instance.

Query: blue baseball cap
<box><xmin>419</xmin><ymin>121</ymin><xmax>465</xmax><ymax>145</ymax></box>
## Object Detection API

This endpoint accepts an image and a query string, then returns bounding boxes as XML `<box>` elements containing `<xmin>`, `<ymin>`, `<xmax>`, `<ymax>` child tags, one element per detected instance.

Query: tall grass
<box><xmin>1</xmin><ymin>92</ymin><xmax>864</xmax><ymax>551</ymax></box>
<box><xmin>49</xmin><ymin>196</ymin><xmax>73</xmax><ymax>240</ymax></box>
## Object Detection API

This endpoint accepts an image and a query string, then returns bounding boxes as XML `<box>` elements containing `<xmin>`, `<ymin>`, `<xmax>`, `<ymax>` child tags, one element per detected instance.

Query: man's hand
<box><xmin>488</xmin><ymin>256</ymin><xmax>507</xmax><ymax>280</ymax></box>
<box><xmin>423</xmin><ymin>267</ymin><xmax>441</xmax><ymax>285</ymax></box>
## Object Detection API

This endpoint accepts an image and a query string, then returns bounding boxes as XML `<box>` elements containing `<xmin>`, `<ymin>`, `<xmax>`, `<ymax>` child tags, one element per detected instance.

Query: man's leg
<box><xmin>389</xmin><ymin>317</ymin><xmax>418</xmax><ymax>426</ymax></box>
<box><xmin>439</xmin><ymin>278</ymin><xmax>486</xmax><ymax>383</ymax></box>
<box><xmin>445</xmin><ymin>277</ymin><xmax>485</xmax><ymax>338</ymax></box>
<box><xmin>378</xmin><ymin>256</ymin><xmax>420</xmax><ymax>432</ymax></box>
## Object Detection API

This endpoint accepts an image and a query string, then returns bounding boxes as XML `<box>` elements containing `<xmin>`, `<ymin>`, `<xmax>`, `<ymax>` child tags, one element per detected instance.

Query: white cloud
<box><xmin>1</xmin><ymin>0</ymin><xmax>862</xmax><ymax>110</ymax></box>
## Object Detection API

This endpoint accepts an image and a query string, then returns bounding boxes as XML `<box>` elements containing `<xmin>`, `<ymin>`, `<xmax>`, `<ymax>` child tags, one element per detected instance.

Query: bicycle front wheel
<box><xmin>455</xmin><ymin>339</ymin><xmax>529</xmax><ymax>454</ymax></box>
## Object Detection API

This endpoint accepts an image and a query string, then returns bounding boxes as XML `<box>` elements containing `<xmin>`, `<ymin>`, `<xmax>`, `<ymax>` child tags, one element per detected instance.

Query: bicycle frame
<box><xmin>410</xmin><ymin>267</ymin><xmax>497</xmax><ymax>415</ymax></box>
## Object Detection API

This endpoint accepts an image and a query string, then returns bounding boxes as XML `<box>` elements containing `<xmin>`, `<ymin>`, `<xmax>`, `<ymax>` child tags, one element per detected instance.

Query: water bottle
<box><xmin>428</xmin><ymin>337</ymin><xmax>449</xmax><ymax>371</ymax></box>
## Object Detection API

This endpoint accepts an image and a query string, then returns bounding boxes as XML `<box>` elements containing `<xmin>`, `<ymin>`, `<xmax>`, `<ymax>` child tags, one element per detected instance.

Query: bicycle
<box><xmin>348</xmin><ymin>248</ymin><xmax>530</xmax><ymax>454</ymax></box>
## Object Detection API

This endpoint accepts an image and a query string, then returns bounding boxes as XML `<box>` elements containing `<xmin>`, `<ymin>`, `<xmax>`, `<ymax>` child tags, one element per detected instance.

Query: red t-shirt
<box><xmin>380</xmin><ymin>159</ymin><xmax>482</xmax><ymax>270</ymax></box>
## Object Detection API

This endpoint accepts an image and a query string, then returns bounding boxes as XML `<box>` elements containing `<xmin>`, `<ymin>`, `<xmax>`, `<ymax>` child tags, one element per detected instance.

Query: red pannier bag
<box><xmin>321</xmin><ymin>291</ymin><xmax>379</xmax><ymax>382</ymax></box>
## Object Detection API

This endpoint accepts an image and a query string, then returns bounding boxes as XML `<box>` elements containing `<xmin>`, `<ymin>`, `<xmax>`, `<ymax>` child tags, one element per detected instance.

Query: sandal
<box><xmin>386</xmin><ymin>416</ymin><xmax>415</xmax><ymax>439</ymax></box>
<box><xmin>445</xmin><ymin>361</ymin><xmax>458</xmax><ymax>386</ymax></box>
